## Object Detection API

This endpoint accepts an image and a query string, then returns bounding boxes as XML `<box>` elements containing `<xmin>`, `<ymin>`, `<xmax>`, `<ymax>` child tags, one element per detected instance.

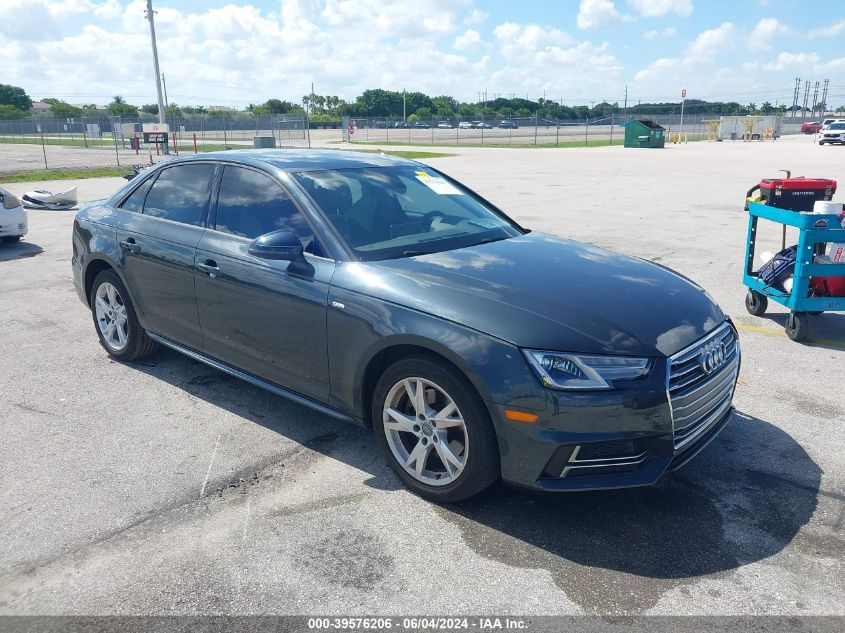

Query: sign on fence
<box><xmin>142</xmin><ymin>123</ymin><xmax>170</xmax><ymax>144</ymax></box>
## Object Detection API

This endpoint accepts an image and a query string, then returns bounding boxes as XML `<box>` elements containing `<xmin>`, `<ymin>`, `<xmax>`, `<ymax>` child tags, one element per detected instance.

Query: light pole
<box><xmin>403</xmin><ymin>89</ymin><xmax>406</xmax><ymax>122</ymax></box>
<box><xmin>145</xmin><ymin>0</ymin><xmax>168</xmax><ymax>153</ymax></box>
<box><xmin>679</xmin><ymin>88</ymin><xmax>686</xmax><ymax>140</ymax></box>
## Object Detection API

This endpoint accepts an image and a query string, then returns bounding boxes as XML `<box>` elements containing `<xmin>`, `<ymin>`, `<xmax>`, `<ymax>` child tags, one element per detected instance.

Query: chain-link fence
<box><xmin>0</xmin><ymin>115</ymin><xmax>308</xmax><ymax>174</ymax></box>
<box><xmin>341</xmin><ymin>113</ymin><xmax>807</xmax><ymax>147</ymax></box>
<box><xmin>0</xmin><ymin>111</ymin><xmax>813</xmax><ymax>175</ymax></box>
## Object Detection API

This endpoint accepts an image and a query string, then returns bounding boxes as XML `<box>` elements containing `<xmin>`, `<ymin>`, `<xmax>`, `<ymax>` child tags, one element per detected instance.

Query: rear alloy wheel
<box><xmin>90</xmin><ymin>270</ymin><xmax>158</xmax><ymax>361</ymax></box>
<box><xmin>373</xmin><ymin>357</ymin><xmax>498</xmax><ymax>502</ymax></box>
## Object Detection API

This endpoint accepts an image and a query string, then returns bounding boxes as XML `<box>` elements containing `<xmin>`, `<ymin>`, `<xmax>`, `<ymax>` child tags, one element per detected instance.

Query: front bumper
<box><xmin>494</xmin><ymin>322</ymin><xmax>740</xmax><ymax>491</ymax></box>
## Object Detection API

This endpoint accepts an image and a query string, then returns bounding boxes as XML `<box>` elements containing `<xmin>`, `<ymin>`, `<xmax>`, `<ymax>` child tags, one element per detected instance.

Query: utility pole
<box><xmin>145</xmin><ymin>0</ymin><xmax>168</xmax><ymax>153</ymax></box>
<box><xmin>679</xmin><ymin>88</ymin><xmax>686</xmax><ymax>138</ymax></box>
<box><xmin>162</xmin><ymin>74</ymin><xmax>168</xmax><ymax>110</ymax></box>
<box><xmin>791</xmin><ymin>77</ymin><xmax>801</xmax><ymax>114</ymax></box>
<box><xmin>820</xmin><ymin>78</ymin><xmax>829</xmax><ymax>116</ymax></box>
<box><xmin>812</xmin><ymin>81</ymin><xmax>820</xmax><ymax>117</ymax></box>
<box><xmin>623</xmin><ymin>85</ymin><xmax>628</xmax><ymax>114</ymax></box>
<box><xmin>801</xmin><ymin>80</ymin><xmax>810</xmax><ymax>119</ymax></box>
<box><xmin>402</xmin><ymin>89</ymin><xmax>406</xmax><ymax>121</ymax></box>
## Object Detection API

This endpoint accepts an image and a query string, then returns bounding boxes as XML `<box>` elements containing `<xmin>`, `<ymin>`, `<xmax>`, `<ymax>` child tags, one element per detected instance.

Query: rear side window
<box><xmin>143</xmin><ymin>164</ymin><xmax>215</xmax><ymax>226</ymax></box>
<box><xmin>118</xmin><ymin>178</ymin><xmax>152</xmax><ymax>213</ymax></box>
<box><xmin>214</xmin><ymin>166</ymin><xmax>314</xmax><ymax>244</ymax></box>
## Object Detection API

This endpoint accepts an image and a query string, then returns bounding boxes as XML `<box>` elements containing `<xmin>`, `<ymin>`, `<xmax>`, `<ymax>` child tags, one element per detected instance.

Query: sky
<box><xmin>0</xmin><ymin>0</ymin><xmax>844</xmax><ymax>108</ymax></box>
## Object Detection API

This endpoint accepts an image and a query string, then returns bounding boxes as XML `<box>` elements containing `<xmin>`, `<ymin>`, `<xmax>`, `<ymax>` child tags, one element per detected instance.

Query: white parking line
<box><xmin>199</xmin><ymin>433</ymin><xmax>221</xmax><ymax>498</ymax></box>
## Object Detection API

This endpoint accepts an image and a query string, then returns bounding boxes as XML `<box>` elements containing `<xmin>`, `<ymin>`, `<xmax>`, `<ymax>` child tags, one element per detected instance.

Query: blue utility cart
<box><xmin>743</xmin><ymin>201</ymin><xmax>845</xmax><ymax>341</ymax></box>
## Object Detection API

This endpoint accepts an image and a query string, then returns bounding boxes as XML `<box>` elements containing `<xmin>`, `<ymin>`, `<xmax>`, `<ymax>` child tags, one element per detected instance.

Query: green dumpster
<box><xmin>622</xmin><ymin>119</ymin><xmax>665</xmax><ymax>148</ymax></box>
<box><xmin>253</xmin><ymin>136</ymin><xmax>276</xmax><ymax>149</ymax></box>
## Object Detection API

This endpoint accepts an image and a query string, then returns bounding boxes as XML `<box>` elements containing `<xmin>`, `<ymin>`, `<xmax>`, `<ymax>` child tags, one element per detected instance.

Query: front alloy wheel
<box><xmin>373</xmin><ymin>356</ymin><xmax>499</xmax><ymax>502</ymax></box>
<box><xmin>383</xmin><ymin>377</ymin><xmax>469</xmax><ymax>486</ymax></box>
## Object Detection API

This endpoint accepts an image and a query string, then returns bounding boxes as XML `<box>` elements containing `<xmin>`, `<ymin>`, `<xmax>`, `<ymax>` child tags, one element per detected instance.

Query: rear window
<box><xmin>143</xmin><ymin>164</ymin><xmax>215</xmax><ymax>226</ymax></box>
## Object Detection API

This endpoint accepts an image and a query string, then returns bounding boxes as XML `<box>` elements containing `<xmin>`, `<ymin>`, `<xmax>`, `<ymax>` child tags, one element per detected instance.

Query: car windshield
<box><xmin>828</xmin><ymin>123</ymin><xmax>845</xmax><ymax>130</ymax></box>
<box><xmin>294</xmin><ymin>166</ymin><xmax>522</xmax><ymax>261</ymax></box>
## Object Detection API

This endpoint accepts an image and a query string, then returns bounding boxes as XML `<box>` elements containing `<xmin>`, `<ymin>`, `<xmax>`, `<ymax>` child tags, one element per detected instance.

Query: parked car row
<box><xmin>371</xmin><ymin>120</ymin><xmax>520</xmax><ymax>130</ymax></box>
<box><xmin>801</xmin><ymin>118</ymin><xmax>845</xmax><ymax>134</ymax></box>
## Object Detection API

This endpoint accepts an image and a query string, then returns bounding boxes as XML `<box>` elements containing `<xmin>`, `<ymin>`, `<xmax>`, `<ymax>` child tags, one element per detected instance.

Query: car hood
<box><xmin>332</xmin><ymin>233</ymin><xmax>725</xmax><ymax>357</ymax></box>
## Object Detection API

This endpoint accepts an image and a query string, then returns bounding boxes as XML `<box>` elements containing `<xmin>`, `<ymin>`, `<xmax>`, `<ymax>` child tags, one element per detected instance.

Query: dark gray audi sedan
<box><xmin>72</xmin><ymin>150</ymin><xmax>739</xmax><ymax>501</ymax></box>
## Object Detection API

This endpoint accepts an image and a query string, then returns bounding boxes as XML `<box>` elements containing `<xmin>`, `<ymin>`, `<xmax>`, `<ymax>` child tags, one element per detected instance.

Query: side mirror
<box><xmin>248</xmin><ymin>230</ymin><xmax>304</xmax><ymax>261</ymax></box>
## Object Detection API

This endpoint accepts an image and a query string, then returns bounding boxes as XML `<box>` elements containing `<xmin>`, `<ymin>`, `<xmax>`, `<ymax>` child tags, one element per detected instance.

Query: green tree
<box><xmin>141</xmin><ymin>104</ymin><xmax>159</xmax><ymax>115</ymax></box>
<box><xmin>106</xmin><ymin>96</ymin><xmax>138</xmax><ymax>117</ymax></box>
<box><xmin>43</xmin><ymin>98</ymin><xmax>82</xmax><ymax>118</ymax></box>
<box><xmin>0</xmin><ymin>104</ymin><xmax>28</xmax><ymax>119</ymax></box>
<box><xmin>415</xmin><ymin>106</ymin><xmax>432</xmax><ymax>119</ymax></box>
<box><xmin>0</xmin><ymin>84</ymin><xmax>32</xmax><ymax>111</ymax></box>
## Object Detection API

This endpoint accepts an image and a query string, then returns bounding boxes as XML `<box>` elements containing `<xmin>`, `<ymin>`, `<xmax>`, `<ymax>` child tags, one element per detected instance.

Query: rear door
<box><xmin>194</xmin><ymin>164</ymin><xmax>334</xmax><ymax>402</ymax></box>
<box><xmin>118</xmin><ymin>162</ymin><xmax>215</xmax><ymax>351</ymax></box>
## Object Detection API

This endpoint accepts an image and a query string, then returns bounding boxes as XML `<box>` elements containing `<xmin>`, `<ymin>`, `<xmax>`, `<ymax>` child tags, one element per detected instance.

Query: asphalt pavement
<box><xmin>0</xmin><ymin>135</ymin><xmax>842</xmax><ymax>617</ymax></box>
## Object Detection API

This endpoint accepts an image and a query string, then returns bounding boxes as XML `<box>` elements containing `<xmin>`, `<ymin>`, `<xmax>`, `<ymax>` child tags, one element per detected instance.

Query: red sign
<box><xmin>681</xmin><ymin>89</ymin><xmax>687</xmax><ymax>98</ymax></box>
<box><xmin>348</xmin><ymin>122</ymin><xmax>354</xmax><ymax>135</ymax></box>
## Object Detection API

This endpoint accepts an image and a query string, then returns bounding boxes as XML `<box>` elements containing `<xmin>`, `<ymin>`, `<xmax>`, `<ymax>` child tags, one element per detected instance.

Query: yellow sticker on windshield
<box><xmin>415</xmin><ymin>171</ymin><xmax>430</xmax><ymax>178</ymax></box>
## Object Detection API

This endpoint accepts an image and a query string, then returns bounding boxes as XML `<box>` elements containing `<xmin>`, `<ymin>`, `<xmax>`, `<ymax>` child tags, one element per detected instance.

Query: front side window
<box><xmin>293</xmin><ymin>166</ymin><xmax>522</xmax><ymax>261</ymax></box>
<box><xmin>215</xmin><ymin>166</ymin><xmax>315</xmax><ymax>249</ymax></box>
<box><xmin>143</xmin><ymin>164</ymin><xmax>215</xmax><ymax>226</ymax></box>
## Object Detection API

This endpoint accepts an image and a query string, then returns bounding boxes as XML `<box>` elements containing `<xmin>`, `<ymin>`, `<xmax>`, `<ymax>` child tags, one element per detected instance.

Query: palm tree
<box><xmin>112</xmin><ymin>95</ymin><xmax>125</xmax><ymax>105</ymax></box>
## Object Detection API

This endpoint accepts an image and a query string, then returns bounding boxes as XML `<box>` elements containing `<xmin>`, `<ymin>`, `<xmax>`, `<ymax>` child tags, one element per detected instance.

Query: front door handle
<box><xmin>197</xmin><ymin>260</ymin><xmax>220</xmax><ymax>278</ymax></box>
<box><xmin>119</xmin><ymin>238</ymin><xmax>140</xmax><ymax>254</ymax></box>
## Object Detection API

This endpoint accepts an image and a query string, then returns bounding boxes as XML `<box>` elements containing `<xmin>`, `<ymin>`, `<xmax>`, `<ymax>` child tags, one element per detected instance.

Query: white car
<box><xmin>821</xmin><ymin>118</ymin><xmax>845</xmax><ymax>130</ymax></box>
<box><xmin>0</xmin><ymin>187</ymin><xmax>28</xmax><ymax>243</ymax></box>
<box><xmin>819</xmin><ymin>122</ymin><xmax>845</xmax><ymax>145</ymax></box>
<box><xmin>457</xmin><ymin>121</ymin><xmax>473</xmax><ymax>129</ymax></box>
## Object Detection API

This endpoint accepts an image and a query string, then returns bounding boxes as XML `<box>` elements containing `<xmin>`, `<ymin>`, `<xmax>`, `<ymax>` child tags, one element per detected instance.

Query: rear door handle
<box><xmin>119</xmin><ymin>238</ymin><xmax>140</xmax><ymax>254</ymax></box>
<box><xmin>197</xmin><ymin>260</ymin><xmax>220</xmax><ymax>278</ymax></box>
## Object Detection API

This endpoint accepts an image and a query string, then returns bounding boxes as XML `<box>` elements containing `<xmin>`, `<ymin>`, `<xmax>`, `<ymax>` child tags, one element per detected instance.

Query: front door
<box><xmin>194</xmin><ymin>165</ymin><xmax>334</xmax><ymax>402</ymax></box>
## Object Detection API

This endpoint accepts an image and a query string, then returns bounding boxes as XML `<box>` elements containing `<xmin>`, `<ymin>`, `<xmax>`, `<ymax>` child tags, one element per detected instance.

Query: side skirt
<box><xmin>146</xmin><ymin>331</ymin><xmax>355</xmax><ymax>424</ymax></box>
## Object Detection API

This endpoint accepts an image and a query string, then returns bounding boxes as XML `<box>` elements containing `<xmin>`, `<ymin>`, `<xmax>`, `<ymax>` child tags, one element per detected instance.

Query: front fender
<box><xmin>326</xmin><ymin>285</ymin><xmax>547</xmax><ymax>421</ymax></box>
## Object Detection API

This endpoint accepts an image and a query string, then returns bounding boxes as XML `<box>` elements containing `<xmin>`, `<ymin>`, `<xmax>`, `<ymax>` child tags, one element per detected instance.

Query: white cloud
<box><xmin>747</xmin><ymin>18</ymin><xmax>788</xmax><ymax>51</ymax></box>
<box><xmin>809</xmin><ymin>20</ymin><xmax>845</xmax><ymax>39</ymax></box>
<box><xmin>493</xmin><ymin>22</ymin><xmax>574</xmax><ymax>58</ymax></box>
<box><xmin>454</xmin><ymin>29</ymin><xmax>483</xmax><ymax>50</ymax></box>
<box><xmin>627</xmin><ymin>0</ymin><xmax>693</xmax><ymax>18</ymax></box>
<box><xmin>644</xmin><ymin>26</ymin><xmax>677</xmax><ymax>40</ymax></box>
<box><xmin>687</xmin><ymin>22</ymin><xmax>735</xmax><ymax>60</ymax></box>
<box><xmin>633</xmin><ymin>22</ymin><xmax>734</xmax><ymax>83</ymax></box>
<box><xmin>576</xmin><ymin>0</ymin><xmax>626</xmax><ymax>30</ymax></box>
<box><xmin>763</xmin><ymin>52</ymin><xmax>821</xmax><ymax>71</ymax></box>
<box><xmin>464</xmin><ymin>9</ymin><xmax>488</xmax><ymax>25</ymax></box>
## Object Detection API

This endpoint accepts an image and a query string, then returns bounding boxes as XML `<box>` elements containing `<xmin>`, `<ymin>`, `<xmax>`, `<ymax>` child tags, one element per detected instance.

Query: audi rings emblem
<box><xmin>700</xmin><ymin>342</ymin><xmax>727</xmax><ymax>375</ymax></box>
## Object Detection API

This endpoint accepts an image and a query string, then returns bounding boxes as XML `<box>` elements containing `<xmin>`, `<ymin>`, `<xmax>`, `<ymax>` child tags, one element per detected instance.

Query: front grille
<box><xmin>667</xmin><ymin>323</ymin><xmax>739</xmax><ymax>452</ymax></box>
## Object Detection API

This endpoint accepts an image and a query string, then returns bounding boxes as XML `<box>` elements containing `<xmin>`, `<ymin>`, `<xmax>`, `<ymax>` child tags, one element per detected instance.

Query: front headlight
<box><xmin>523</xmin><ymin>350</ymin><xmax>652</xmax><ymax>390</ymax></box>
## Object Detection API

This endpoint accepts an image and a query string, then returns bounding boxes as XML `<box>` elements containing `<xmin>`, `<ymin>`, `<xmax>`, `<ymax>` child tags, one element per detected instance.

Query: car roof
<box><xmin>163</xmin><ymin>149</ymin><xmax>417</xmax><ymax>173</ymax></box>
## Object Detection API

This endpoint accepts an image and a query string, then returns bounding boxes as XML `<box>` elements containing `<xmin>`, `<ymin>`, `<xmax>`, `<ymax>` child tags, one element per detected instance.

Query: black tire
<box><xmin>745</xmin><ymin>289</ymin><xmax>768</xmax><ymax>316</ymax></box>
<box><xmin>372</xmin><ymin>355</ymin><xmax>499</xmax><ymax>502</ymax></box>
<box><xmin>1</xmin><ymin>235</ymin><xmax>21</xmax><ymax>244</ymax></box>
<box><xmin>785</xmin><ymin>312</ymin><xmax>809</xmax><ymax>343</ymax></box>
<box><xmin>90</xmin><ymin>269</ymin><xmax>158</xmax><ymax>361</ymax></box>
<box><xmin>819</xmin><ymin>141</ymin><xmax>825</xmax><ymax>145</ymax></box>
